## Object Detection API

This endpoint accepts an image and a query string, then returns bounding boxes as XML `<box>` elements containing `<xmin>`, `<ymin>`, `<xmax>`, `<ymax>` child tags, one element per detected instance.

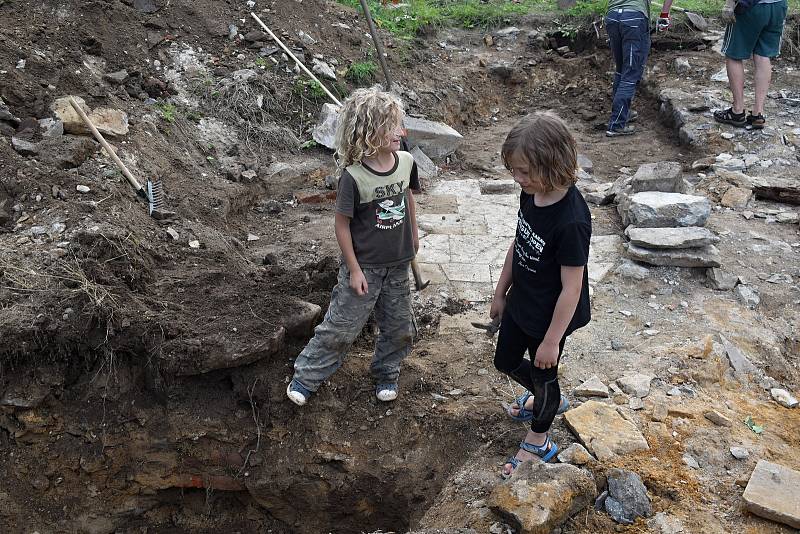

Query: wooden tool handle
<box><xmin>68</xmin><ymin>97</ymin><xmax>145</xmax><ymax>197</ymax></box>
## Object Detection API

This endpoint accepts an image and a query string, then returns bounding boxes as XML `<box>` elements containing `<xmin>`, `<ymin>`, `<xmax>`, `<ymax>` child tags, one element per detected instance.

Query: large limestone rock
<box><xmin>630</xmin><ymin>161</ymin><xmax>683</xmax><ymax>193</ymax></box>
<box><xmin>743</xmin><ymin>460</ymin><xmax>800</xmax><ymax>529</ymax></box>
<box><xmin>620</xmin><ymin>192</ymin><xmax>711</xmax><ymax>228</ymax></box>
<box><xmin>624</xmin><ymin>243</ymin><xmax>721</xmax><ymax>268</ymax></box>
<box><xmin>51</xmin><ymin>96</ymin><xmax>129</xmax><ymax>137</ymax></box>
<box><xmin>312</xmin><ymin>102</ymin><xmax>340</xmax><ymax>150</ymax></box>
<box><xmin>410</xmin><ymin>145</ymin><xmax>439</xmax><ymax>179</ymax></box>
<box><xmin>625</xmin><ymin>227</ymin><xmax>718</xmax><ymax>249</ymax></box>
<box><xmin>488</xmin><ymin>460</ymin><xmax>596</xmax><ymax>534</ymax></box>
<box><xmin>564</xmin><ymin>400</ymin><xmax>649</xmax><ymax>461</ymax></box>
<box><xmin>311</xmin><ymin>105</ymin><xmax>463</xmax><ymax>160</ymax></box>
<box><xmin>405</xmin><ymin>115</ymin><xmax>463</xmax><ymax>159</ymax></box>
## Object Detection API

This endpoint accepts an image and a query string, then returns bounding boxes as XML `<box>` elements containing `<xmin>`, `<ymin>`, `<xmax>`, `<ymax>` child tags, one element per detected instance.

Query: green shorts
<box><xmin>722</xmin><ymin>0</ymin><xmax>787</xmax><ymax>59</ymax></box>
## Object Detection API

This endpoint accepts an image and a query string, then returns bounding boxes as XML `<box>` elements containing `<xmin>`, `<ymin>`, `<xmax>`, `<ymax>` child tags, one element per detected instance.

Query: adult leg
<box><xmin>607</xmin><ymin>12</ymin><xmax>649</xmax><ymax>131</ymax></box>
<box><xmin>605</xmin><ymin>12</ymin><xmax>625</xmax><ymax>130</ymax></box>
<box><xmin>292</xmin><ymin>265</ymin><xmax>382</xmax><ymax>392</ymax></box>
<box><xmin>726</xmin><ymin>58</ymin><xmax>746</xmax><ymax>114</ymax></box>
<box><xmin>371</xmin><ymin>264</ymin><xmax>414</xmax><ymax>386</ymax></box>
<box><xmin>752</xmin><ymin>54</ymin><xmax>771</xmax><ymax>116</ymax></box>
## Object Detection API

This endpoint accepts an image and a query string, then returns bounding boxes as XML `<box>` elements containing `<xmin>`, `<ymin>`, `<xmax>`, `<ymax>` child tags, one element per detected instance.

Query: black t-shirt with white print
<box><xmin>507</xmin><ymin>185</ymin><xmax>592</xmax><ymax>338</ymax></box>
<box><xmin>336</xmin><ymin>151</ymin><xmax>420</xmax><ymax>268</ymax></box>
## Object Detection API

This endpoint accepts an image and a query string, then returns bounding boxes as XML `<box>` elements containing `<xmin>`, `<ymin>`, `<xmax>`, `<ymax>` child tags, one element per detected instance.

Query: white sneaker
<box><xmin>286</xmin><ymin>380</ymin><xmax>310</xmax><ymax>406</ymax></box>
<box><xmin>376</xmin><ymin>383</ymin><xmax>398</xmax><ymax>402</ymax></box>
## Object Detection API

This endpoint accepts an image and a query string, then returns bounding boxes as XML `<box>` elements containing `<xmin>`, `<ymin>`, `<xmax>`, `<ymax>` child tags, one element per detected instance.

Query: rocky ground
<box><xmin>1</xmin><ymin>0</ymin><xmax>799</xmax><ymax>533</ymax></box>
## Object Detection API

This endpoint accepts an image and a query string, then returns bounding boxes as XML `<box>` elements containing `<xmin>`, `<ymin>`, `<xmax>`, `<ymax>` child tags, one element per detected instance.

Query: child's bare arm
<box><xmin>335</xmin><ymin>212</ymin><xmax>368</xmax><ymax>295</ymax></box>
<box><xmin>407</xmin><ymin>189</ymin><xmax>419</xmax><ymax>252</ymax></box>
<box><xmin>490</xmin><ymin>241</ymin><xmax>515</xmax><ymax>320</ymax></box>
<box><xmin>535</xmin><ymin>265</ymin><xmax>585</xmax><ymax>368</ymax></box>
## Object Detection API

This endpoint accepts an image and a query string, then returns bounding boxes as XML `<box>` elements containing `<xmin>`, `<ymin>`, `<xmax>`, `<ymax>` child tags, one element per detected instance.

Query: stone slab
<box><xmin>415</xmin><ymin>194</ymin><xmax>459</xmax><ymax>215</ymax></box>
<box><xmin>449</xmin><ymin>235</ymin><xmax>509</xmax><ymax>264</ymax></box>
<box><xmin>429</xmin><ymin>179</ymin><xmax>482</xmax><ymax>198</ymax></box>
<box><xmin>418</xmin><ymin>213</ymin><xmax>488</xmax><ymax>235</ymax></box>
<box><xmin>564</xmin><ymin>400</ymin><xmax>649</xmax><ymax>461</ymax></box>
<box><xmin>630</xmin><ymin>161</ymin><xmax>683</xmax><ymax>193</ymax></box>
<box><xmin>404</xmin><ymin>115</ymin><xmax>464</xmax><ymax>159</ymax></box>
<box><xmin>625</xmin><ymin>243</ymin><xmax>721</xmax><ymax>268</ymax></box>
<box><xmin>621</xmin><ymin>192</ymin><xmax>711</xmax><ymax>228</ymax></box>
<box><xmin>574</xmin><ymin>375</ymin><xmax>609</xmax><ymax>397</ymax></box>
<box><xmin>625</xmin><ymin>226</ymin><xmax>719</xmax><ymax>249</ymax></box>
<box><xmin>441</xmin><ymin>263</ymin><xmax>491</xmax><ymax>283</ymax></box>
<box><xmin>418</xmin><ymin>234</ymin><xmax>451</xmax><ymax>264</ymax></box>
<box><xmin>743</xmin><ymin>460</ymin><xmax>800</xmax><ymax>529</ymax></box>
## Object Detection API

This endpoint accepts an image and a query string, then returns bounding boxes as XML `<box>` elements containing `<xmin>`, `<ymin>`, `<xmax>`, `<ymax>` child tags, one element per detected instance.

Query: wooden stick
<box><xmin>359</xmin><ymin>0</ymin><xmax>393</xmax><ymax>91</ymax></box>
<box><xmin>68</xmin><ymin>97</ymin><xmax>147</xmax><ymax>199</ymax></box>
<box><xmin>249</xmin><ymin>12</ymin><xmax>342</xmax><ymax>107</ymax></box>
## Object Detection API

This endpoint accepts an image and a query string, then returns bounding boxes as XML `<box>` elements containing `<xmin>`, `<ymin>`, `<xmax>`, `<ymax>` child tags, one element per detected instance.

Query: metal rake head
<box><xmin>147</xmin><ymin>179</ymin><xmax>165</xmax><ymax>216</ymax></box>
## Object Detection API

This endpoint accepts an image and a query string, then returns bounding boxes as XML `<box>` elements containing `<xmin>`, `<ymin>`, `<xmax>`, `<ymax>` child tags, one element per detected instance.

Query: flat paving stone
<box><xmin>449</xmin><ymin>235</ymin><xmax>509</xmax><ymax>264</ymax></box>
<box><xmin>564</xmin><ymin>400</ymin><xmax>649</xmax><ymax>461</ymax></box>
<box><xmin>442</xmin><ymin>263</ymin><xmax>492</xmax><ymax>283</ymax></box>
<box><xmin>430</xmin><ymin>179</ymin><xmax>482</xmax><ymax>197</ymax></box>
<box><xmin>743</xmin><ymin>460</ymin><xmax>800</xmax><ymax>529</ymax></box>
<box><xmin>418</xmin><ymin>234</ymin><xmax>451</xmax><ymax>264</ymax></box>
<box><xmin>450</xmin><ymin>281</ymin><xmax>494</xmax><ymax>302</ymax></box>
<box><xmin>417</xmin><ymin>263</ymin><xmax>448</xmax><ymax>284</ymax></box>
<box><xmin>416</xmin><ymin>193</ymin><xmax>459</xmax><ymax>215</ymax></box>
<box><xmin>418</xmin><ymin>213</ymin><xmax>488</xmax><ymax>235</ymax></box>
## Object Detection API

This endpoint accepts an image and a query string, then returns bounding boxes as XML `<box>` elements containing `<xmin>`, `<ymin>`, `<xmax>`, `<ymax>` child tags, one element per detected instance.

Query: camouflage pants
<box><xmin>292</xmin><ymin>263</ymin><xmax>414</xmax><ymax>392</ymax></box>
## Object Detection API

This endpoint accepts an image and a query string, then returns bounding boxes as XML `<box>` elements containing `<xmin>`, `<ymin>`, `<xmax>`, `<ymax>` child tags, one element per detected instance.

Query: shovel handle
<box><xmin>68</xmin><ymin>98</ymin><xmax>146</xmax><ymax>198</ymax></box>
<box><xmin>410</xmin><ymin>259</ymin><xmax>429</xmax><ymax>291</ymax></box>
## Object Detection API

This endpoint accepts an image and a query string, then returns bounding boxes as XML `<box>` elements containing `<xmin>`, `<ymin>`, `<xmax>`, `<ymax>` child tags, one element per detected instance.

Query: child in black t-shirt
<box><xmin>490</xmin><ymin>112</ymin><xmax>592</xmax><ymax>478</ymax></box>
<box><xmin>286</xmin><ymin>87</ymin><xmax>420</xmax><ymax>407</ymax></box>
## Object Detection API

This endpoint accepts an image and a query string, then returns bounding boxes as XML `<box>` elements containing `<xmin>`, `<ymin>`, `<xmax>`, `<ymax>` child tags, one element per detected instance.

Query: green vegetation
<box><xmin>337</xmin><ymin>0</ymin><xmax>551</xmax><ymax>39</ymax></box>
<box><xmin>156</xmin><ymin>103</ymin><xmax>177</xmax><ymax>123</ymax></box>
<box><xmin>346</xmin><ymin>60</ymin><xmax>378</xmax><ymax>84</ymax></box>
<box><xmin>293</xmin><ymin>78</ymin><xmax>329</xmax><ymax>100</ymax></box>
<box><xmin>255</xmin><ymin>56</ymin><xmax>269</xmax><ymax>68</ymax></box>
<box><xmin>338</xmin><ymin>0</ymin><xmax>800</xmax><ymax>37</ymax></box>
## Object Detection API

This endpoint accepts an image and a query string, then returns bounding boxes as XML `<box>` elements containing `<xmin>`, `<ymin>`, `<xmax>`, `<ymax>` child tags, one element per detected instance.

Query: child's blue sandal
<box><xmin>507</xmin><ymin>392</ymin><xmax>570</xmax><ymax>422</ymax></box>
<box><xmin>376</xmin><ymin>383</ymin><xmax>398</xmax><ymax>402</ymax></box>
<box><xmin>286</xmin><ymin>379</ymin><xmax>312</xmax><ymax>406</ymax></box>
<box><xmin>502</xmin><ymin>435</ymin><xmax>559</xmax><ymax>479</ymax></box>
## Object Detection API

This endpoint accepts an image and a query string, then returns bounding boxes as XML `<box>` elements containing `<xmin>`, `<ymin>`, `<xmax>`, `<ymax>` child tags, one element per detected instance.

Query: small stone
<box><xmin>707</xmin><ymin>268</ymin><xmax>738</xmax><ymax>291</ymax></box>
<box><xmin>614</xmin><ymin>260</ymin><xmax>650</xmax><ymax>280</ymax></box>
<box><xmin>166</xmin><ymin>227</ymin><xmax>179</xmax><ymax>240</ymax></box>
<box><xmin>730</xmin><ymin>447</ymin><xmax>749</xmax><ymax>459</ymax></box>
<box><xmin>574</xmin><ymin>375</ymin><xmax>609</xmax><ymax>398</ymax></box>
<box><xmin>735</xmin><ymin>285</ymin><xmax>760</xmax><ymax>308</ymax></box>
<box><xmin>770</xmin><ymin>388</ymin><xmax>798</xmax><ymax>408</ymax></box>
<box><xmin>721</xmin><ymin>132</ymin><xmax>735</xmax><ymax>140</ymax></box>
<box><xmin>667</xmin><ymin>387</ymin><xmax>682</xmax><ymax>397</ymax></box>
<box><xmin>629</xmin><ymin>397</ymin><xmax>645</xmax><ymax>410</ymax></box>
<box><xmin>76</xmin><ymin>185</ymin><xmax>91</xmax><ymax>193</ymax></box>
<box><xmin>557</xmin><ymin>442</ymin><xmax>595</xmax><ymax>465</ymax></box>
<box><xmin>682</xmin><ymin>454</ymin><xmax>700</xmax><ymax>469</ymax></box>
<box><xmin>652</xmin><ymin>404</ymin><xmax>668</xmax><ymax>422</ymax></box>
<box><xmin>616</xmin><ymin>374</ymin><xmax>653</xmax><ymax>398</ymax></box>
<box><xmin>188</xmin><ymin>240</ymin><xmax>201</xmax><ymax>249</ymax></box>
<box><xmin>247</xmin><ymin>233</ymin><xmax>260</xmax><ymax>242</ymax></box>
<box><xmin>673</xmin><ymin>57</ymin><xmax>690</xmax><ymax>74</ymax></box>
<box><xmin>605</xmin><ymin>469</ymin><xmax>652</xmax><ymax>524</ymax></box>
<box><xmin>776</xmin><ymin>212</ymin><xmax>799</xmax><ymax>224</ymax></box>
<box><xmin>721</xmin><ymin>186</ymin><xmax>752</xmax><ymax>208</ymax></box>
<box><xmin>611</xmin><ymin>339</ymin><xmax>624</xmax><ymax>351</ymax></box>
<box><xmin>704</xmin><ymin>410</ymin><xmax>732</xmax><ymax>427</ymax></box>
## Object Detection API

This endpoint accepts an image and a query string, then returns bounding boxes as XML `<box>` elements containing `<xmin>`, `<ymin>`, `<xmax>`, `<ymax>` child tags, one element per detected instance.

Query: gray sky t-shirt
<box><xmin>336</xmin><ymin>151</ymin><xmax>420</xmax><ymax>268</ymax></box>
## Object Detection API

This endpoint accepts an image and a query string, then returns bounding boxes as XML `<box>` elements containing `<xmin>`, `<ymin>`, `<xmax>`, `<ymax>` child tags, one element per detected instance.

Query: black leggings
<box><xmin>494</xmin><ymin>309</ymin><xmax>565</xmax><ymax>434</ymax></box>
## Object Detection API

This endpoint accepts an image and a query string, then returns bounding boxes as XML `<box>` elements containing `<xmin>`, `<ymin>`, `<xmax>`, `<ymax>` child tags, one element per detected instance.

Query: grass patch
<box><xmin>338</xmin><ymin>0</ymin><xmax>552</xmax><ymax>38</ymax></box>
<box><xmin>293</xmin><ymin>78</ymin><xmax>331</xmax><ymax>101</ymax></box>
<box><xmin>156</xmin><ymin>102</ymin><xmax>177</xmax><ymax>123</ymax></box>
<box><xmin>339</xmin><ymin>0</ymin><xmax>800</xmax><ymax>36</ymax></box>
<box><xmin>346</xmin><ymin>60</ymin><xmax>378</xmax><ymax>84</ymax></box>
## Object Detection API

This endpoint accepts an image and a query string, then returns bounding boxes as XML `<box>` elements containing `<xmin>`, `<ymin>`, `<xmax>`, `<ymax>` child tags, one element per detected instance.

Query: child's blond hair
<box><xmin>334</xmin><ymin>86</ymin><xmax>404</xmax><ymax>169</ymax></box>
<box><xmin>501</xmin><ymin>112</ymin><xmax>578</xmax><ymax>191</ymax></box>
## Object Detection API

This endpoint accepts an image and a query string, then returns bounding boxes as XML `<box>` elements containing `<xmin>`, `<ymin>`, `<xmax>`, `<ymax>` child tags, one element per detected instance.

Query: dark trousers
<box><xmin>606</xmin><ymin>8</ymin><xmax>651</xmax><ymax>131</ymax></box>
<box><xmin>493</xmin><ymin>310</ymin><xmax>566</xmax><ymax>434</ymax></box>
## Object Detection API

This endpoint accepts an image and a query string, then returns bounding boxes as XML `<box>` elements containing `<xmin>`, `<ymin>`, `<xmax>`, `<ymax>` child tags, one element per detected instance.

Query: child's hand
<box><xmin>490</xmin><ymin>293</ymin><xmax>506</xmax><ymax>321</ymax></box>
<box><xmin>534</xmin><ymin>340</ymin><xmax>559</xmax><ymax>369</ymax></box>
<box><xmin>350</xmin><ymin>269</ymin><xmax>368</xmax><ymax>296</ymax></box>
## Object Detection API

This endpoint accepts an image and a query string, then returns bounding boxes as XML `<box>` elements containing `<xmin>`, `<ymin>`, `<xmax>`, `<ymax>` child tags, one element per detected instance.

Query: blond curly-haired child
<box><xmin>287</xmin><ymin>87</ymin><xmax>420</xmax><ymax>406</ymax></box>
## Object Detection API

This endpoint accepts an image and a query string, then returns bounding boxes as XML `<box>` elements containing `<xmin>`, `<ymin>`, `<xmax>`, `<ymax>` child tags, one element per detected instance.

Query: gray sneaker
<box><xmin>606</xmin><ymin>125</ymin><xmax>636</xmax><ymax>137</ymax></box>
